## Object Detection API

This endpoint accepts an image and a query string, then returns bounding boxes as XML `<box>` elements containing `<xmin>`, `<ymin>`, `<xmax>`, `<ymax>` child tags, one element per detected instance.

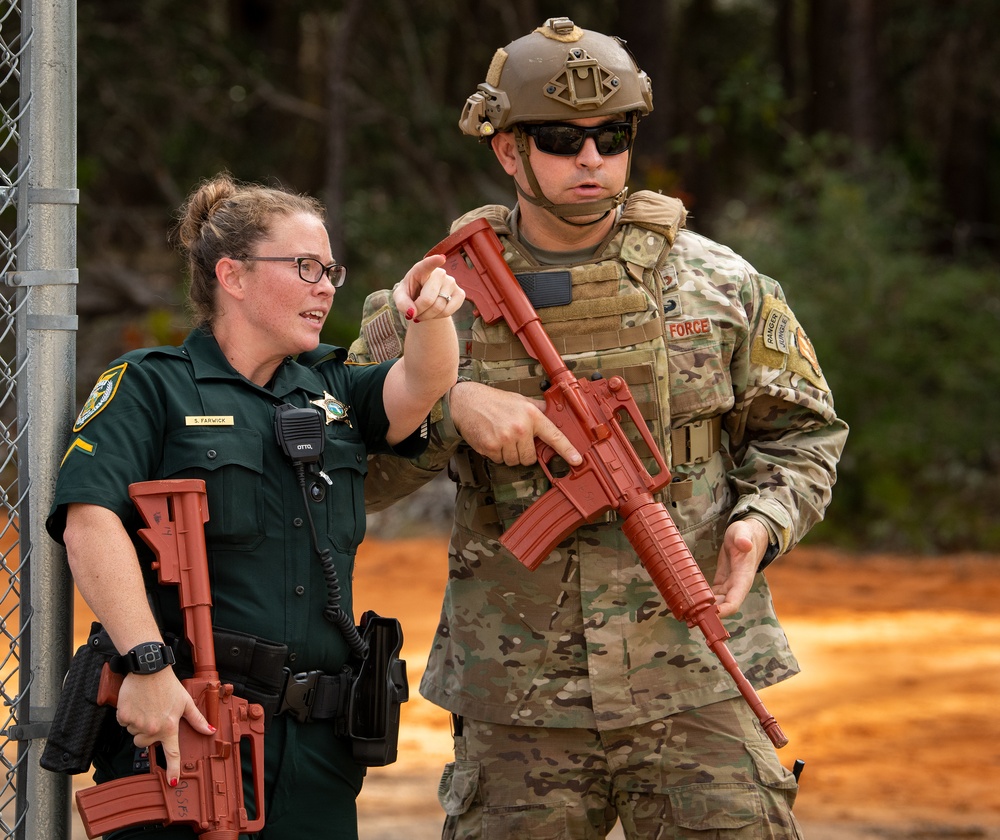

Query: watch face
<box><xmin>134</xmin><ymin>643</ymin><xmax>165</xmax><ymax>674</ymax></box>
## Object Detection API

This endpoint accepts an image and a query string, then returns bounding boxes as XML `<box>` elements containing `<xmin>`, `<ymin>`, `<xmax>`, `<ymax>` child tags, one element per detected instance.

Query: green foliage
<box><xmin>71</xmin><ymin>1</ymin><xmax>1000</xmax><ymax>551</ymax></box>
<box><xmin>717</xmin><ymin>136</ymin><xmax>1000</xmax><ymax>551</ymax></box>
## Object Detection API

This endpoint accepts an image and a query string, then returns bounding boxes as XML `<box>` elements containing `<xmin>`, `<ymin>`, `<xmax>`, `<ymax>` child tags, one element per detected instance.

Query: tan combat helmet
<box><xmin>459</xmin><ymin>16</ymin><xmax>653</xmax><ymax>222</ymax></box>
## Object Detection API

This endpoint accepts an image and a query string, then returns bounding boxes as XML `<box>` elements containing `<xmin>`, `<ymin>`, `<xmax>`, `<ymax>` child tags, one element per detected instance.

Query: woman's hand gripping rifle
<box><xmin>428</xmin><ymin>219</ymin><xmax>788</xmax><ymax>749</ymax></box>
<box><xmin>75</xmin><ymin>479</ymin><xmax>267</xmax><ymax>839</ymax></box>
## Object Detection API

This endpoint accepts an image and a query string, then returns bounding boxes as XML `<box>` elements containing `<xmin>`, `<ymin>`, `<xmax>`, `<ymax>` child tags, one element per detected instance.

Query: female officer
<box><xmin>45</xmin><ymin>172</ymin><xmax>463</xmax><ymax>838</ymax></box>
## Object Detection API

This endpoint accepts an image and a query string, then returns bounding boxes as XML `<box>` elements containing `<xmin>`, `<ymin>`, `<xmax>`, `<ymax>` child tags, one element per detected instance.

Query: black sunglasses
<box><xmin>521</xmin><ymin>121</ymin><xmax>634</xmax><ymax>157</ymax></box>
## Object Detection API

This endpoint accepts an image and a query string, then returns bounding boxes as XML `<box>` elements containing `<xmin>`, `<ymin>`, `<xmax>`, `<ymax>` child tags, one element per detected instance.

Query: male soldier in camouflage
<box><xmin>352</xmin><ymin>17</ymin><xmax>848</xmax><ymax>840</ymax></box>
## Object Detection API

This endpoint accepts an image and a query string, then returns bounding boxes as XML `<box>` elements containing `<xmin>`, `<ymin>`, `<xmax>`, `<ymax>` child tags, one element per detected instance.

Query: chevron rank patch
<box><xmin>74</xmin><ymin>363</ymin><xmax>127</xmax><ymax>431</ymax></box>
<box><xmin>61</xmin><ymin>435</ymin><xmax>96</xmax><ymax>466</ymax></box>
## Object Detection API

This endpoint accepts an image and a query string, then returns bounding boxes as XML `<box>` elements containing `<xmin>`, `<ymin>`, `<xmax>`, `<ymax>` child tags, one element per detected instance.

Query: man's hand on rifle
<box><xmin>450</xmin><ymin>380</ymin><xmax>582</xmax><ymax>467</ymax></box>
<box><xmin>117</xmin><ymin>669</ymin><xmax>215</xmax><ymax>787</ymax></box>
<box><xmin>712</xmin><ymin>518</ymin><xmax>770</xmax><ymax>618</ymax></box>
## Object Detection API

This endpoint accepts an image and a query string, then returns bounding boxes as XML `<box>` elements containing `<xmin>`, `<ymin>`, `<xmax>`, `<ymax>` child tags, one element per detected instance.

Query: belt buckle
<box><xmin>278</xmin><ymin>669</ymin><xmax>322</xmax><ymax>723</ymax></box>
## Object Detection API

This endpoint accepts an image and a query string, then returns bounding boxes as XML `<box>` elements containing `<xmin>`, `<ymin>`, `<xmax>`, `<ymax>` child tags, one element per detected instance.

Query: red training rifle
<box><xmin>75</xmin><ymin>479</ymin><xmax>267</xmax><ymax>838</ymax></box>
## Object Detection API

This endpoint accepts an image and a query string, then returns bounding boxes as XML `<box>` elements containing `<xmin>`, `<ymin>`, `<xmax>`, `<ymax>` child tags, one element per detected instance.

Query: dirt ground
<box><xmin>71</xmin><ymin>539</ymin><xmax>1000</xmax><ymax>839</ymax></box>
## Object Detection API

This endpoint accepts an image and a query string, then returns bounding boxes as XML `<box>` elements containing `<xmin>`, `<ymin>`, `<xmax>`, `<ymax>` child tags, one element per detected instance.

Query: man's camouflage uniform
<box><xmin>352</xmin><ymin>190</ymin><xmax>848</xmax><ymax>836</ymax></box>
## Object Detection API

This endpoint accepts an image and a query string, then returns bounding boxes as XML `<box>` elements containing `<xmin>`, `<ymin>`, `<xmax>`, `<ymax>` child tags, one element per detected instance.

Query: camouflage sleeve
<box><xmin>724</xmin><ymin>270</ymin><xmax>849</xmax><ymax>556</ymax></box>
<box><xmin>349</xmin><ymin>287</ymin><xmax>466</xmax><ymax>513</ymax></box>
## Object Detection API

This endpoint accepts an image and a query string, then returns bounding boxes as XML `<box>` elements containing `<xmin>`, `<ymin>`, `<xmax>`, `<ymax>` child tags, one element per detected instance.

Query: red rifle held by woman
<box><xmin>76</xmin><ymin>479</ymin><xmax>267</xmax><ymax>839</ymax></box>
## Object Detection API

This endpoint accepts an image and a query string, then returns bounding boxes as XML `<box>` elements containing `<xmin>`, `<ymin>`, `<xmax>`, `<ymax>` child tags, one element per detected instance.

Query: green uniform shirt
<box><xmin>47</xmin><ymin>328</ymin><xmax>424</xmax><ymax>674</ymax></box>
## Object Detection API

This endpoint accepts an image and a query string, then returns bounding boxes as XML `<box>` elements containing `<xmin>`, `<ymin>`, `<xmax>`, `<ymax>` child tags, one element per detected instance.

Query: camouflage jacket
<box><xmin>353</xmin><ymin>191</ymin><xmax>848</xmax><ymax>730</ymax></box>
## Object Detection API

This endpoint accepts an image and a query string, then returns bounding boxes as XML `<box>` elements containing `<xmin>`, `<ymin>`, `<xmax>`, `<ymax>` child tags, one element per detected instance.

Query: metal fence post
<box><xmin>0</xmin><ymin>0</ymin><xmax>77</xmax><ymax>837</ymax></box>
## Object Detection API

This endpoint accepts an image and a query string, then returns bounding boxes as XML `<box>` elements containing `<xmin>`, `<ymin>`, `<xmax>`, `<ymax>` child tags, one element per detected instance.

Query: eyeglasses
<box><xmin>521</xmin><ymin>121</ymin><xmax>634</xmax><ymax>157</ymax></box>
<box><xmin>241</xmin><ymin>256</ymin><xmax>347</xmax><ymax>287</ymax></box>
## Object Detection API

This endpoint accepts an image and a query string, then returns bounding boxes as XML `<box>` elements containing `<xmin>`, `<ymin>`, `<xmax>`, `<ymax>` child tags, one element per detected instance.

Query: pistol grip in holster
<box><xmin>40</xmin><ymin>622</ymin><xmax>118</xmax><ymax>775</ymax></box>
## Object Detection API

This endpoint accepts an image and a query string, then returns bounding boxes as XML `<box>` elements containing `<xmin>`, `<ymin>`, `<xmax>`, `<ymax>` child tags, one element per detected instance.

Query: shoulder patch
<box><xmin>361</xmin><ymin>303</ymin><xmax>404</xmax><ymax>363</ymax></box>
<box><xmin>74</xmin><ymin>363</ymin><xmax>127</xmax><ymax>431</ymax></box>
<box><xmin>751</xmin><ymin>295</ymin><xmax>828</xmax><ymax>390</ymax></box>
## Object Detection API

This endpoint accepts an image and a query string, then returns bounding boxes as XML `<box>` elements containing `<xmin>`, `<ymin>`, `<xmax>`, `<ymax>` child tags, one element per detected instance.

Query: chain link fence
<box><xmin>1</xmin><ymin>5</ymin><xmax>31</xmax><ymax>836</ymax></box>
<box><xmin>1</xmin><ymin>0</ymin><xmax>77</xmax><ymax>838</ymax></box>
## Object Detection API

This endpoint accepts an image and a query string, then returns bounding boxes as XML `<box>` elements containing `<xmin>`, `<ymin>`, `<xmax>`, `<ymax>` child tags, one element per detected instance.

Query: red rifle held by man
<box><xmin>75</xmin><ymin>479</ymin><xmax>267</xmax><ymax>838</ymax></box>
<box><xmin>429</xmin><ymin>218</ymin><xmax>788</xmax><ymax>749</ymax></box>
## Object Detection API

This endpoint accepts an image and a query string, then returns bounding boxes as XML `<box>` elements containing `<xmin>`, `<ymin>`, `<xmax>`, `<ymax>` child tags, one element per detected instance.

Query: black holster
<box><xmin>40</xmin><ymin>622</ymin><xmax>118</xmax><ymax>775</ymax></box>
<box><xmin>40</xmin><ymin>623</ymin><xmax>289</xmax><ymax>776</ymax></box>
<box><xmin>347</xmin><ymin>611</ymin><xmax>408</xmax><ymax>767</ymax></box>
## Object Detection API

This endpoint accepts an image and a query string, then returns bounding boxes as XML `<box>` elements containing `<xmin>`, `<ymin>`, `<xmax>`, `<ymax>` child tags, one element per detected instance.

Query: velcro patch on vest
<box><xmin>515</xmin><ymin>270</ymin><xmax>572</xmax><ymax>308</ymax></box>
<box><xmin>665</xmin><ymin>317</ymin><xmax>716</xmax><ymax>341</ymax></box>
<box><xmin>541</xmin><ymin>293</ymin><xmax>648</xmax><ymax>324</ymax></box>
<box><xmin>361</xmin><ymin>304</ymin><xmax>403</xmax><ymax>363</ymax></box>
<box><xmin>514</xmin><ymin>271</ymin><xmax>573</xmax><ymax>309</ymax></box>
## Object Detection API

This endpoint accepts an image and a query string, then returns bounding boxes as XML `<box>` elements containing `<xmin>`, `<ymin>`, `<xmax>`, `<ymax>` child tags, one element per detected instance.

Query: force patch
<box><xmin>74</xmin><ymin>363</ymin><xmax>127</xmax><ymax>431</ymax></box>
<box><xmin>61</xmin><ymin>436</ymin><xmax>96</xmax><ymax>467</ymax></box>
<box><xmin>665</xmin><ymin>317</ymin><xmax>715</xmax><ymax>341</ymax></box>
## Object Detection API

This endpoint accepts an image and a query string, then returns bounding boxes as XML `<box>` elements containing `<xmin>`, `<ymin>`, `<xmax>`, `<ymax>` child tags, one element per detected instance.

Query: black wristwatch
<box><xmin>110</xmin><ymin>641</ymin><xmax>177</xmax><ymax>676</ymax></box>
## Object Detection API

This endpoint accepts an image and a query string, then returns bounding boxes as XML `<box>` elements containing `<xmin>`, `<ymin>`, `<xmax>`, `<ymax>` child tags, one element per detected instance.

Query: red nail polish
<box><xmin>405</xmin><ymin>307</ymin><xmax>414</xmax><ymax>320</ymax></box>
<box><xmin>209</xmin><ymin>725</ymin><xmax>217</xmax><ymax>733</ymax></box>
<box><xmin>169</xmin><ymin>777</ymin><xmax>178</xmax><ymax>788</ymax></box>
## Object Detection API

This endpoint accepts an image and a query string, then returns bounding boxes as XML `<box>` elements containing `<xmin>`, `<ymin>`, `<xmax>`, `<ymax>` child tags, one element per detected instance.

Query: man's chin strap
<box><xmin>512</xmin><ymin>120</ymin><xmax>636</xmax><ymax>226</ymax></box>
<box><xmin>512</xmin><ymin>179</ymin><xmax>621</xmax><ymax>226</ymax></box>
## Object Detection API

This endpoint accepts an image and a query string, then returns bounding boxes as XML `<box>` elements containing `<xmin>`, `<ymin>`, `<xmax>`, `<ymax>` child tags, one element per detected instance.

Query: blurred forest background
<box><xmin>73</xmin><ymin>0</ymin><xmax>999</xmax><ymax>553</ymax></box>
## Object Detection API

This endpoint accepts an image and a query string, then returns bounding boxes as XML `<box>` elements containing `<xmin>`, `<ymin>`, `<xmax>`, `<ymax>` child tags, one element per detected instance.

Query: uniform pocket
<box><xmin>668</xmin><ymin>782</ymin><xmax>762</xmax><ymax>833</ymax></box>
<box><xmin>437</xmin><ymin>760</ymin><xmax>480</xmax><ymax>817</ymax></box>
<box><xmin>745</xmin><ymin>741</ymin><xmax>799</xmax><ymax>791</ymax></box>
<box><xmin>321</xmin><ymin>439</ymin><xmax>368</xmax><ymax>552</ymax></box>
<box><xmin>162</xmin><ymin>427</ymin><xmax>265</xmax><ymax>550</ymax></box>
<box><xmin>666</xmin><ymin>337</ymin><xmax>732</xmax><ymax>416</ymax></box>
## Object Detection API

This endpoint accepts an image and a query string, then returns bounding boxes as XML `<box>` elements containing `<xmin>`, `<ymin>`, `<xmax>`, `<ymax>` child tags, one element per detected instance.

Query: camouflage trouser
<box><xmin>437</xmin><ymin>697</ymin><xmax>803</xmax><ymax>839</ymax></box>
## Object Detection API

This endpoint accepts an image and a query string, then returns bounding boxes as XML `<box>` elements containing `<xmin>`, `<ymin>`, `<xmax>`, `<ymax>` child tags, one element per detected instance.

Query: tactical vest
<box><xmin>450</xmin><ymin>191</ymin><xmax>720</xmax><ymax>534</ymax></box>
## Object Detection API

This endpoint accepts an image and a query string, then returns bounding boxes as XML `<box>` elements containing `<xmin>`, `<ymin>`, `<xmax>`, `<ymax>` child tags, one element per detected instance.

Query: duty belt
<box><xmin>277</xmin><ymin>667</ymin><xmax>352</xmax><ymax>725</ymax></box>
<box><xmin>173</xmin><ymin>628</ymin><xmax>352</xmax><ymax>727</ymax></box>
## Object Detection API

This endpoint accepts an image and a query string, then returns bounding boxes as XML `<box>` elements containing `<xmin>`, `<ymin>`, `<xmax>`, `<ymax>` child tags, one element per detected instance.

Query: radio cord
<box><xmin>293</xmin><ymin>462</ymin><xmax>368</xmax><ymax>658</ymax></box>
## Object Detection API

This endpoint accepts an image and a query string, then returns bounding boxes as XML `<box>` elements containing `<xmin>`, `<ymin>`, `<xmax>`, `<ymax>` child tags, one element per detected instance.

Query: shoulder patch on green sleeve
<box><xmin>751</xmin><ymin>295</ymin><xmax>829</xmax><ymax>390</ymax></box>
<box><xmin>73</xmin><ymin>363</ymin><xmax>128</xmax><ymax>431</ymax></box>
